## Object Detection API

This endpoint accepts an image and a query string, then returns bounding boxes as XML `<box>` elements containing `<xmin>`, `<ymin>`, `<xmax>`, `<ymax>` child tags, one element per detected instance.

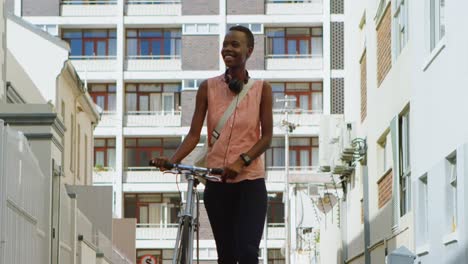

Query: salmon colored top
<box><xmin>206</xmin><ymin>74</ymin><xmax>265</xmax><ymax>183</ymax></box>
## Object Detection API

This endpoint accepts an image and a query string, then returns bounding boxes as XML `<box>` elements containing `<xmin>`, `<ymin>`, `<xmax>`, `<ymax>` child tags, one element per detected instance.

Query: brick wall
<box><xmin>22</xmin><ymin>0</ymin><xmax>60</xmax><ymax>16</ymax></box>
<box><xmin>182</xmin><ymin>36</ymin><xmax>219</xmax><ymax>71</ymax></box>
<box><xmin>182</xmin><ymin>0</ymin><xmax>219</xmax><ymax>15</ymax></box>
<box><xmin>376</xmin><ymin>4</ymin><xmax>392</xmax><ymax>87</ymax></box>
<box><xmin>360</xmin><ymin>52</ymin><xmax>367</xmax><ymax>122</ymax></box>
<box><xmin>227</xmin><ymin>0</ymin><xmax>264</xmax><ymax>15</ymax></box>
<box><xmin>378</xmin><ymin>169</ymin><xmax>393</xmax><ymax>209</ymax></box>
<box><xmin>246</xmin><ymin>35</ymin><xmax>265</xmax><ymax>70</ymax></box>
<box><xmin>198</xmin><ymin>203</ymin><xmax>215</xmax><ymax>240</ymax></box>
<box><xmin>181</xmin><ymin>90</ymin><xmax>197</xmax><ymax>126</ymax></box>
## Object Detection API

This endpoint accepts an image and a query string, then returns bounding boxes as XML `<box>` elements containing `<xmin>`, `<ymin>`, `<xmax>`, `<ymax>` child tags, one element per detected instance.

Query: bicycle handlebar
<box><xmin>149</xmin><ymin>160</ymin><xmax>224</xmax><ymax>182</ymax></box>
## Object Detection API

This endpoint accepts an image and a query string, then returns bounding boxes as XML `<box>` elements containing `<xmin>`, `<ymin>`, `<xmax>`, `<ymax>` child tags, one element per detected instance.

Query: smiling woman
<box><xmin>151</xmin><ymin>25</ymin><xmax>273</xmax><ymax>264</ymax></box>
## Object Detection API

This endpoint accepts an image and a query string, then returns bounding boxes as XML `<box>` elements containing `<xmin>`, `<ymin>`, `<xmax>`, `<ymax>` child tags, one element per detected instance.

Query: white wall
<box><xmin>411</xmin><ymin>0</ymin><xmax>468</xmax><ymax>262</ymax></box>
<box><xmin>6</xmin><ymin>15</ymin><xmax>68</xmax><ymax>104</ymax></box>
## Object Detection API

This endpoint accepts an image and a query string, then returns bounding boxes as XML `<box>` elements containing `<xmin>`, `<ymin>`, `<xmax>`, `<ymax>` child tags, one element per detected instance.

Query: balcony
<box><xmin>267</xmin><ymin>223</ymin><xmax>286</xmax><ymax>240</ymax></box>
<box><xmin>125</xmin><ymin>55</ymin><xmax>181</xmax><ymax>71</ymax></box>
<box><xmin>70</xmin><ymin>56</ymin><xmax>117</xmax><ymax>72</ymax></box>
<box><xmin>123</xmin><ymin>167</ymin><xmax>176</xmax><ymax>183</ymax></box>
<box><xmin>92</xmin><ymin>167</ymin><xmax>116</xmax><ymax>185</ymax></box>
<box><xmin>98</xmin><ymin>111</ymin><xmax>119</xmax><ymax>127</ymax></box>
<box><xmin>136</xmin><ymin>223</ymin><xmax>178</xmax><ymax>240</ymax></box>
<box><xmin>273</xmin><ymin>109</ymin><xmax>322</xmax><ymax>127</ymax></box>
<box><xmin>60</xmin><ymin>0</ymin><xmax>118</xmax><ymax>17</ymax></box>
<box><xmin>125</xmin><ymin>0</ymin><xmax>181</xmax><ymax>16</ymax></box>
<box><xmin>266</xmin><ymin>54</ymin><xmax>323</xmax><ymax>70</ymax></box>
<box><xmin>265</xmin><ymin>0</ymin><xmax>323</xmax><ymax>15</ymax></box>
<box><xmin>124</xmin><ymin>111</ymin><xmax>181</xmax><ymax>127</ymax></box>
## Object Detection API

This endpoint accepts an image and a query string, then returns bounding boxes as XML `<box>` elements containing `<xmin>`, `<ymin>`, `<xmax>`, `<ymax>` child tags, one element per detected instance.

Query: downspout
<box><xmin>363</xmin><ymin>165</ymin><xmax>370</xmax><ymax>264</ymax></box>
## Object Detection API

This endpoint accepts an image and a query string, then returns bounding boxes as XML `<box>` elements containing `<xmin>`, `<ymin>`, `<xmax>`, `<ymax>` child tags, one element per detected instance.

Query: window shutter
<box><xmin>390</xmin><ymin>116</ymin><xmax>400</xmax><ymax>228</ymax></box>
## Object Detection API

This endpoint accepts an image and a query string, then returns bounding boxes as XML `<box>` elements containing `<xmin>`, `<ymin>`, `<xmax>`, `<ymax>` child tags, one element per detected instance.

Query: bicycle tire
<box><xmin>175</xmin><ymin>217</ymin><xmax>192</xmax><ymax>264</ymax></box>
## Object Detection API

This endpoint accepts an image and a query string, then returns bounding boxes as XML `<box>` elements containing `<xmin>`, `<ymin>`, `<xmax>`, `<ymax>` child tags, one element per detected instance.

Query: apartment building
<box><xmin>13</xmin><ymin>0</ymin><xmax>346</xmax><ymax>262</ymax></box>
<box><xmin>343</xmin><ymin>0</ymin><xmax>468</xmax><ymax>263</ymax></box>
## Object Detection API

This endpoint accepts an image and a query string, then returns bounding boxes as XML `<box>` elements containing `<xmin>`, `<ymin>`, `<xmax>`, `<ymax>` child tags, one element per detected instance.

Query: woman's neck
<box><xmin>228</xmin><ymin>67</ymin><xmax>247</xmax><ymax>82</ymax></box>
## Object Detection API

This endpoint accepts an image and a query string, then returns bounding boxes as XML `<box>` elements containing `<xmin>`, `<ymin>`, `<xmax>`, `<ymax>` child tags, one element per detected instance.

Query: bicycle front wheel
<box><xmin>175</xmin><ymin>217</ymin><xmax>192</xmax><ymax>264</ymax></box>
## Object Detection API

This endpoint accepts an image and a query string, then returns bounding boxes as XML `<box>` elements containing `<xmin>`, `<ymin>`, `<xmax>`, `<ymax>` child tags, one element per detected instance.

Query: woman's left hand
<box><xmin>222</xmin><ymin>159</ymin><xmax>245</xmax><ymax>183</ymax></box>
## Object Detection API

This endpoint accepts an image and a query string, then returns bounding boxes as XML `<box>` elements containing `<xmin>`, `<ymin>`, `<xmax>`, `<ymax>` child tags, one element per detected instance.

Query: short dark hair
<box><xmin>229</xmin><ymin>25</ymin><xmax>254</xmax><ymax>49</ymax></box>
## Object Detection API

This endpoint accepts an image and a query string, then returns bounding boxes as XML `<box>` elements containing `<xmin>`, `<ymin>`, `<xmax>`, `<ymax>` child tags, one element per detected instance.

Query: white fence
<box><xmin>0</xmin><ymin>120</ymin><xmax>49</xmax><ymax>264</ymax></box>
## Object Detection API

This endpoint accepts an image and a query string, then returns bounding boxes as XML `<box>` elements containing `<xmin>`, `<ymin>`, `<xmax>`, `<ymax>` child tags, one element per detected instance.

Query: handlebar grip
<box><xmin>210</xmin><ymin>168</ymin><xmax>224</xmax><ymax>175</ymax></box>
<box><xmin>163</xmin><ymin>161</ymin><xmax>174</xmax><ymax>170</ymax></box>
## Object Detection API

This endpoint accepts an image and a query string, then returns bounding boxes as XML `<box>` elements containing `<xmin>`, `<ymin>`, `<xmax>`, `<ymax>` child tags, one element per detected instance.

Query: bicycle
<box><xmin>149</xmin><ymin>160</ymin><xmax>223</xmax><ymax>264</ymax></box>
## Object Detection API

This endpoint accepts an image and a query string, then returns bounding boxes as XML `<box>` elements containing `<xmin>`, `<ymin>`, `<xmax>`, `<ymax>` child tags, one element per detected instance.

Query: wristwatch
<box><xmin>240</xmin><ymin>153</ymin><xmax>252</xmax><ymax>166</ymax></box>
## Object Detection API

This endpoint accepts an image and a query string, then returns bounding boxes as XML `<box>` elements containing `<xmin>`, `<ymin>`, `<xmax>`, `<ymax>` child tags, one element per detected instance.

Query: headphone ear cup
<box><xmin>228</xmin><ymin>79</ymin><xmax>243</xmax><ymax>94</ymax></box>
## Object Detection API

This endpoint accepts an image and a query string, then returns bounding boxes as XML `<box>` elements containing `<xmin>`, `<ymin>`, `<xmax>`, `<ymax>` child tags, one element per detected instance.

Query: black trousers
<box><xmin>204</xmin><ymin>178</ymin><xmax>268</xmax><ymax>264</ymax></box>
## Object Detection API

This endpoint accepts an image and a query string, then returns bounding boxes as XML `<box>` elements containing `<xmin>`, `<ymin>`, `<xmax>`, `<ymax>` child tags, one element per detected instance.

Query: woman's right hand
<box><xmin>149</xmin><ymin>156</ymin><xmax>170</xmax><ymax>171</ymax></box>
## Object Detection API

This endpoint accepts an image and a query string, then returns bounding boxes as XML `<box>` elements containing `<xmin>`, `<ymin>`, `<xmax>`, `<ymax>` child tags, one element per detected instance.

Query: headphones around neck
<box><xmin>224</xmin><ymin>69</ymin><xmax>250</xmax><ymax>94</ymax></box>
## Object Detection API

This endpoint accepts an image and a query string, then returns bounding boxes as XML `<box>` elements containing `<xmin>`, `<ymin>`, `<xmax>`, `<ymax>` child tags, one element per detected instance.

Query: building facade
<box><xmin>15</xmin><ymin>0</ymin><xmax>345</xmax><ymax>262</ymax></box>
<box><xmin>343</xmin><ymin>0</ymin><xmax>468</xmax><ymax>263</ymax></box>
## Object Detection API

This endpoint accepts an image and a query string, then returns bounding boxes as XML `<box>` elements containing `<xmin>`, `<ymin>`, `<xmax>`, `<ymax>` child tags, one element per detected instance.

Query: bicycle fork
<box><xmin>173</xmin><ymin>173</ymin><xmax>197</xmax><ymax>264</ymax></box>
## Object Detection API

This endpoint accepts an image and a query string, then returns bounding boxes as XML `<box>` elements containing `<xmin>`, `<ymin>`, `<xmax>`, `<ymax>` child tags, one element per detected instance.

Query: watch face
<box><xmin>241</xmin><ymin>153</ymin><xmax>251</xmax><ymax>165</ymax></box>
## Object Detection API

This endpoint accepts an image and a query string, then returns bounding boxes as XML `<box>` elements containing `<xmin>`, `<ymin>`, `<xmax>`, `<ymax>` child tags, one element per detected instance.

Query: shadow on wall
<box><xmin>344</xmin><ymin>202</ymin><xmax>468</xmax><ymax>264</ymax></box>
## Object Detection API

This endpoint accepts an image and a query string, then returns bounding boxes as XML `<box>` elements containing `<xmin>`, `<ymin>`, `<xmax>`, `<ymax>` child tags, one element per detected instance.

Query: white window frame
<box><xmin>446</xmin><ymin>152</ymin><xmax>457</xmax><ymax>233</ymax></box>
<box><xmin>392</xmin><ymin>0</ymin><xmax>408</xmax><ymax>60</ymax></box>
<box><xmin>227</xmin><ymin>23</ymin><xmax>264</xmax><ymax>34</ymax></box>
<box><xmin>429</xmin><ymin>0</ymin><xmax>445</xmax><ymax>51</ymax></box>
<box><xmin>399</xmin><ymin>110</ymin><xmax>411</xmax><ymax>216</ymax></box>
<box><xmin>182</xmin><ymin>79</ymin><xmax>204</xmax><ymax>90</ymax></box>
<box><xmin>182</xmin><ymin>24</ymin><xmax>219</xmax><ymax>35</ymax></box>
<box><xmin>418</xmin><ymin>174</ymin><xmax>429</xmax><ymax>244</ymax></box>
<box><xmin>378</xmin><ymin>132</ymin><xmax>392</xmax><ymax>175</ymax></box>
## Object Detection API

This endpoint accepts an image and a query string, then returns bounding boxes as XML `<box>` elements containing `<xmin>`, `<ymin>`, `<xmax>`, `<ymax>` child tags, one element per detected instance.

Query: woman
<box><xmin>152</xmin><ymin>25</ymin><xmax>273</xmax><ymax>264</ymax></box>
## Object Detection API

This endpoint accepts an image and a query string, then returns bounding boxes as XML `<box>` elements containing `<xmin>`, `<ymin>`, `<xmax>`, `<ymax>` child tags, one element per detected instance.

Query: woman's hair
<box><xmin>229</xmin><ymin>25</ymin><xmax>254</xmax><ymax>49</ymax></box>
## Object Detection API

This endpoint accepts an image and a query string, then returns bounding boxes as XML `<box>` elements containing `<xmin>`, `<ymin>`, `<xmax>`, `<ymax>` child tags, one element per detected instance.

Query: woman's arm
<box><xmin>151</xmin><ymin>80</ymin><xmax>208</xmax><ymax>168</ymax></box>
<box><xmin>223</xmin><ymin>81</ymin><xmax>273</xmax><ymax>180</ymax></box>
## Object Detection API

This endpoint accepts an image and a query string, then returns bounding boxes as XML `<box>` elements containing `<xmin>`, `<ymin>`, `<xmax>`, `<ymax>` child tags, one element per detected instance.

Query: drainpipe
<box><xmin>363</xmin><ymin>165</ymin><xmax>370</xmax><ymax>264</ymax></box>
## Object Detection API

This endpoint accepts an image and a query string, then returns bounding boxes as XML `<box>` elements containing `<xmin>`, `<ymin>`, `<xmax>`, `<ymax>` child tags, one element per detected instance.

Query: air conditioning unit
<box><xmin>319</xmin><ymin>115</ymin><xmax>344</xmax><ymax>169</ymax></box>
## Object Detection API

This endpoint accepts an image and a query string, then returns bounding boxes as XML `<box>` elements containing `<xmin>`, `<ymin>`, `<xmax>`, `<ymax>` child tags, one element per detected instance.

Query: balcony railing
<box><xmin>124</xmin><ymin>111</ymin><xmax>181</xmax><ymax>127</ymax></box>
<box><xmin>125</xmin><ymin>55</ymin><xmax>181</xmax><ymax>71</ymax></box>
<box><xmin>125</xmin><ymin>0</ymin><xmax>181</xmax><ymax>16</ymax></box>
<box><xmin>136</xmin><ymin>223</ymin><xmax>178</xmax><ymax>240</ymax></box>
<box><xmin>98</xmin><ymin>111</ymin><xmax>119</xmax><ymax>127</ymax></box>
<box><xmin>267</xmin><ymin>223</ymin><xmax>286</xmax><ymax>239</ymax></box>
<box><xmin>273</xmin><ymin>109</ymin><xmax>322</xmax><ymax>127</ymax></box>
<box><xmin>60</xmin><ymin>0</ymin><xmax>118</xmax><ymax>16</ymax></box>
<box><xmin>93</xmin><ymin>167</ymin><xmax>116</xmax><ymax>185</ymax></box>
<box><xmin>265</xmin><ymin>0</ymin><xmax>323</xmax><ymax>15</ymax></box>
<box><xmin>70</xmin><ymin>56</ymin><xmax>117</xmax><ymax>72</ymax></box>
<box><xmin>124</xmin><ymin>167</ymin><xmax>177</xmax><ymax>183</ymax></box>
<box><xmin>266</xmin><ymin>54</ymin><xmax>323</xmax><ymax>70</ymax></box>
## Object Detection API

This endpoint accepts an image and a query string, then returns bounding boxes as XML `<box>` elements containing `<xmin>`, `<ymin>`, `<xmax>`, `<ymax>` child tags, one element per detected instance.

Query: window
<box><xmin>124</xmin><ymin>193</ymin><xmax>181</xmax><ymax>225</ymax></box>
<box><xmin>94</xmin><ymin>138</ymin><xmax>116</xmax><ymax>169</ymax></box>
<box><xmin>378</xmin><ymin>133</ymin><xmax>391</xmax><ymax>174</ymax></box>
<box><xmin>271</xmin><ymin>82</ymin><xmax>323</xmax><ymax>112</ymax></box>
<box><xmin>124</xmin><ymin>138</ymin><xmax>181</xmax><ymax>167</ymax></box>
<box><xmin>62</xmin><ymin>29</ymin><xmax>116</xmax><ymax>57</ymax></box>
<box><xmin>267</xmin><ymin>193</ymin><xmax>284</xmax><ymax>223</ymax></box>
<box><xmin>446</xmin><ymin>153</ymin><xmax>457</xmax><ymax>233</ymax></box>
<box><xmin>125</xmin><ymin>83</ymin><xmax>181</xmax><ymax>113</ymax></box>
<box><xmin>418</xmin><ymin>174</ymin><xmax>428</xmax><ymax>243</ymax></box>
<box><xmin>88</xmin><ymin>84</ymin><xmax>116</xmax><ymax>111</ymax></box>
<box><xmin>268</xmin><ymin>249</ymin><xmax>285</xmax><ymax>264</ymax></box>
<box><xmin>227</xmin><ymin>23</ymin><xmax>263</xmax><ymax>34</ymax></box>
<box><xmin>183</xmin><ymin>79</ymin><xmax>204</xmax><ymax>90</ymax></box>
<box><xmin>126</xmin><ymin>29</ymin><xmax>181</xmax><ymax>58</ymax></box>
<box><xmin>430</xmin><ymin>0</ymin><xmax>445</xmax><ymax>51</ymax></box>
<box><xmin>183</xmin><ymin>24</ymin><xmax>219</xmax><ymax>35</ymax></box>
<box><xmin>266</xmin><ymin>27</ymin><xmax>322</xmax><ymax>58</ymax></box>
<box><xmin>265</xmin><ymin>137</ymin><xmax>319</xmax><ymax>168</ymax></box>
<box><xmin>393</xmin><ymin>0</ymin><xmax>408</xmax><ymax>58</ymax></box>
<box><xmin>84</xmin><ymin>135</ymin><xmax>88</xmax><ymax>185</ymax></box>
<box><xmin>399</xmin><ymin>110</ymin><xmax>411</xmax><ymax>216</ymax></box>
